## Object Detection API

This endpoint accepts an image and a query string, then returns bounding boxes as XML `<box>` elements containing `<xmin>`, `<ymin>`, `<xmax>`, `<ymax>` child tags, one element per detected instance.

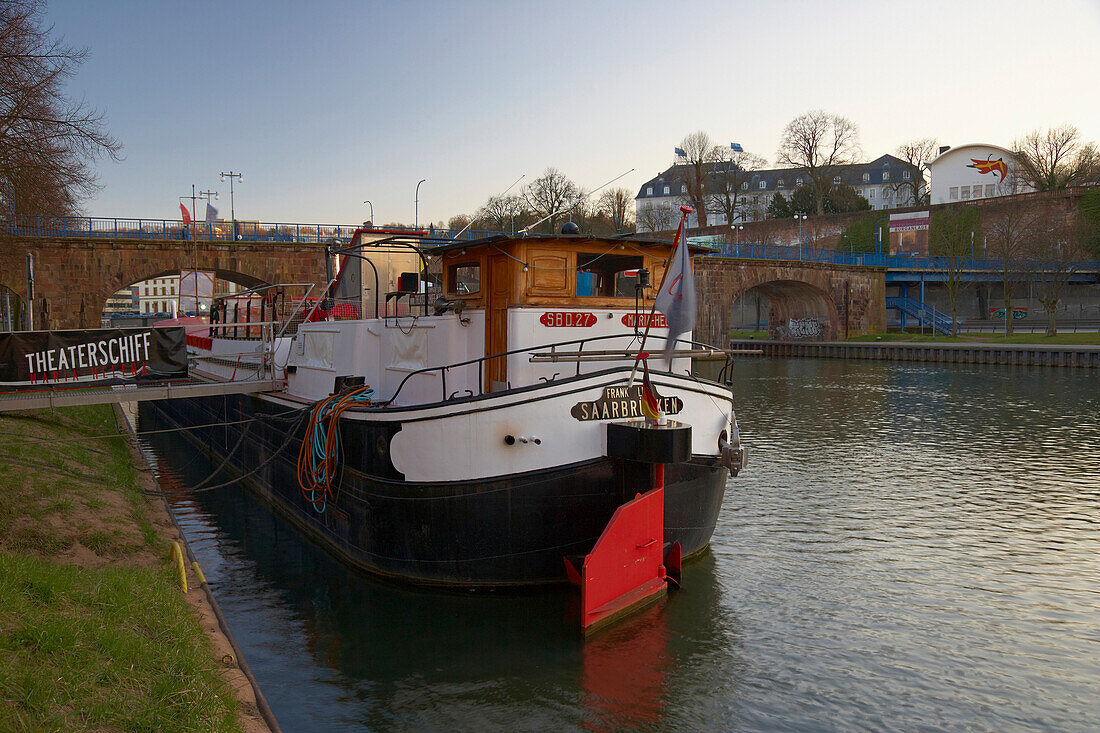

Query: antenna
<box><xmin>519</xmin><ymin>168</ymin><xmax>634</xmax><ymax>234</ymax></box>
<box><xmin>452</xmin><ymin>174</ymin><xmax>526</xmax><ymax>240</ymax></box>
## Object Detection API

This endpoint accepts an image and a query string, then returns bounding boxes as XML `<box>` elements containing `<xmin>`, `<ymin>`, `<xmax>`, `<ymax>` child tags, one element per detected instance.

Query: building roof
<box><xmin>927</xmin><ymin>143</ymin><xmax>1017</xmax><ymax>168</ymax></box>
<box><xmin>635</xmin><ymin>154</ymin><xmax>920</xmax><ymax>200</ymax></box>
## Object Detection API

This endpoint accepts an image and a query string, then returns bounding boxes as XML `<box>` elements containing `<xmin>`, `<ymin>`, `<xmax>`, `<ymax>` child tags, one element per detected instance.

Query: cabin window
<box><xmin>575</xmin><ymin>253</ymin><xmax>644</xmax><ymax>298</ymax></box>
<box><xmin>448</xmin><ymin>261</ymin><xmax>481</xmax><ymax>295</ymax></box>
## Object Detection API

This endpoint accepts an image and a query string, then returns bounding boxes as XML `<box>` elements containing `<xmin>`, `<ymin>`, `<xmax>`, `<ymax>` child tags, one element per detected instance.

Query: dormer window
<box><xmin>759</xmin><ymin>180</ymin><xmax>767</xmax><ymax>189</ymax></box>
<box><xmin>741</xmin><ymin>182</ymin><xmax>749</xmax><ymax>191</ymax></box>
<box><xmin>796</xmin><ymin>177</ymin><xmax>803</xmax><ymax>186</ymax></box>
<box><xmin>833</xmin><ymin>176</ymin><xmax>841</xmax><ymax>184</ymax></box>
<box><xmin>646</xmin><ymin>186</ymin><xmax>653</xmax><ymax>196</ymax></box>
<box><xmin>680</xmin><ymin>184</ymin><xmax>687</xmax><ymax>193</ymax></box>
<box><xmin>663</xmin><ymin>185</ymin><xmax>670</xmax><ymax>195</ymax></box>
<box><xmin>862</xmin><ymin>172</ymin><xmax>870</xmax><ymax>182</ymax></box>
<box><xmin>777</xmin><ymin>179</ymin><xmax>785</xmax><ymax>188</ymax></box>
<box><xmin>903</xmin><ymin>170</ymin><xmax>911</xmax><ymax>180</ymax></box>
<box><xmin>882</xmin><ymin>171</ymin><xmax>890</xmax><ymax>181</ymax></box>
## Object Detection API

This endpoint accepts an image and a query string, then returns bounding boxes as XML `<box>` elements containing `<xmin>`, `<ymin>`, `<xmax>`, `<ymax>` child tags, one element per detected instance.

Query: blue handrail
<box><xmin>885</xmin><ymin>296</ymin><xmax>952</xmax><ymax>334</ymax></box>
<box><xmin>705</xmin><ymin>242</ymin><xmax>1100</xmax><ymax>273</ymax></box>
<box><xmin>3</xmin><ymin>214</ymin><xmax>509</xmax><ymax>244</ymax></box>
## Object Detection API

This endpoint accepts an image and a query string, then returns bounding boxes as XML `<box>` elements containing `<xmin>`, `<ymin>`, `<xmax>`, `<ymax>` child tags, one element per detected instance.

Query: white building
<box><xmin>137</xmin><ymin>276</ymin><xmax>179</xmax><ymax>315</ymax></box>
<box><xmin>927</xmin><ymin>143</ymin><xmax>1031</xmax><ymax>205</ymax></box>
<box><xmin>635</xmin><ymin>154</ymin><xmax>923</xmax><ymax>231</ymax></box>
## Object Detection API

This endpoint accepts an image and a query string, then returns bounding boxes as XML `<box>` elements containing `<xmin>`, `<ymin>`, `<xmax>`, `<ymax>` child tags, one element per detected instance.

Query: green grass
<box><xmin>0</xmin><ymin>405</ymin><xmax>243</xmax><ymax>732</ymax></box>
<box><xmin>731</xmin><ymin>329</ymin><xmax>1100</xmax><ymax>345</ymax></box>
<box><xmin>0</xmin><ymin>554</ymin><xmax>239</xmax><ymax>732</ymax></box>
<box><xmin>845</xmin><ymin>332</ymin><xmax>1100</xmax><ymax>345</ymax></box>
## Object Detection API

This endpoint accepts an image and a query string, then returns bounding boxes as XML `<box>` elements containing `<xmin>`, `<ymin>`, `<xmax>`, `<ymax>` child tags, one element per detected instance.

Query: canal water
<box><xmin>135</xmin><ymin>359</ymin><xmax>1100</xmax><ymax>732</ymax></box>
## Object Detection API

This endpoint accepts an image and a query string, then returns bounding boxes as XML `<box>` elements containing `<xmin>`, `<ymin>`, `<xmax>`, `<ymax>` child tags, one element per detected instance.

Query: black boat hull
<box><xmin>150</xmin><ymin>392</ymin><xmax>727</xmax><ymax>586</ymax></box>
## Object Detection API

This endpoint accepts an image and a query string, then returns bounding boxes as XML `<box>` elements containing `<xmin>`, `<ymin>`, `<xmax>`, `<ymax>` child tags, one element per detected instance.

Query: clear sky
<box><xmin>47</xmin><ymin>0</ymin><xmax>1100</xmax><ymax>228</ymax></box>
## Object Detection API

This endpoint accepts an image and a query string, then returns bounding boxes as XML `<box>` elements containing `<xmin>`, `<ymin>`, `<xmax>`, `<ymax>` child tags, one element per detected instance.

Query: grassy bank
<box><xmin>0</xmin><ymin>405</ymin><xmax>241</xmax><ymax>732</ymax></box>
<box><xmin>731</xmin><ymin>330</ymin><xmax>1100</xmax><ymax>345</ymax></box>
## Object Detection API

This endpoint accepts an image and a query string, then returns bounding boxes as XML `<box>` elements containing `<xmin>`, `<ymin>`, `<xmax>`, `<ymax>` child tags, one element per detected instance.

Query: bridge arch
<box><xmin>0</xmin><ymin>236</ymin><xmax>328</xmax><ymax>329</ymax></box>
<box><xmin>741</xmin><ymin>279</ymin><xmax>840</xmax><ymax>340</ymax></box>
<box><xmin>694</xmin><ymin>257</ymin><xmax>886</xmax><ymax>346</ymax></box>
<box><xmin>99</xmin><ymin>267</ymin><xmax>275</xmax><ymax>324</ymax></box>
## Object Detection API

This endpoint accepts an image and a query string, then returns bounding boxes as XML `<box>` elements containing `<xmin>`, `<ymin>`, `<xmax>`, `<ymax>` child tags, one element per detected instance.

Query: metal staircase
<box><xmin>886</xmin><ymin>297</ymin><xmax>953</xmax><ymax>335</ymax></box>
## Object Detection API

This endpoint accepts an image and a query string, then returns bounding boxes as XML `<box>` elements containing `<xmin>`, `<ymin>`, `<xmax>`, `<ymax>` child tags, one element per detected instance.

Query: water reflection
<box><xmin>136</xmin><ymin>359</ymin><xmax>1100</xmax><ymax>731</ymax></box>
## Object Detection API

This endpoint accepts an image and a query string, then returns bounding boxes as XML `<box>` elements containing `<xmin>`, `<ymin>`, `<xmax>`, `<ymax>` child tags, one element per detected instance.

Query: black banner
<box><xmin>571</xmin><ymin>384</ymin><xmax>683</xmax><ymax>422</ymax></box>
<box><xmin>0</xmin><ymin>327</ymin><xmax>187</xmax><ymax>386</ymax></box>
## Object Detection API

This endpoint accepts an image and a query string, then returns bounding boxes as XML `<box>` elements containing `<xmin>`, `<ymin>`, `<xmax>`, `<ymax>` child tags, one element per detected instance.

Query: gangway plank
<box><xmin>0</xmin><ymin>377</ymin><xmax>282</xmax><ymax>413</ymax></box>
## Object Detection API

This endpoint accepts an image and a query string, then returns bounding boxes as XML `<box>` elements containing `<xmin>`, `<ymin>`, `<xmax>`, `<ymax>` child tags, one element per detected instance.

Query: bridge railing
<box><xmin>4</xmin><ymin>214</ymin><xmax>509</xmax><ymax>244</ymax></box>
<box><xmin>705</xmin><ymin>242</ymin><xmax>1100</xmax><ymax>272</ymax></box>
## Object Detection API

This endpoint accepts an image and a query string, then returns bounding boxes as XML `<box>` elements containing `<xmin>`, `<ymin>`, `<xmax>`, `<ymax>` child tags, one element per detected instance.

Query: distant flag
<box><xmin>731</xmin><ymin>142</ymin><xmax>744</xmax><ymax>152</ymax></box>
<box><xmin>179</xmin><ymin>202</ymin><xmax>191</xmax><ymax>225</ymax></box>
<box><xmin>674</xmin><ymin>147</ymin><xmax>687</xmax><ymax>157</ymax></box>
<box><xmin>640</xmin><ymin>359</ymin><xmax>663</xmax><ymax>423</ymax></box>
<box><xmin>205</xmin><ymin>202</ymin><xmax>218</xmax><ymax>223</ymax></box>
<box><xmin>654</xmin><ymin>205</ymin><xmax>697</xmax><ymax>361</ymax></box>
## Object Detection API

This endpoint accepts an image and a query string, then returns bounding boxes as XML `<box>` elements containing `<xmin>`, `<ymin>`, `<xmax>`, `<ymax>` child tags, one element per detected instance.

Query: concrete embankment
<box><xmin>730</xmin><ymin>339</ymin><xmax>1100</xmax><ymax>367</ymax></box>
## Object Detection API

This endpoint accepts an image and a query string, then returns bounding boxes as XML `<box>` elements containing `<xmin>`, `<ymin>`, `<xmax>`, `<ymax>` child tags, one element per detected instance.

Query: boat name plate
<box><xmin>540</xmin><ymin>312</ymin><xmax>597</xmax><ymax>328</ymax></box>
<box><xmin>570</xmin><ymin>384</ymin><xmax>683</xmax><ymax>422</ymax></box>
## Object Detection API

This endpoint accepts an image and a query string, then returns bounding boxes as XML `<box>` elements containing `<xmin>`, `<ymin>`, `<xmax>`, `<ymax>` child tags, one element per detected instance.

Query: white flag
<box><xmin>205</xmin><ymin>202</ymin><xmax>218</xmax><ymax>223</ymax></box>
<box><xmin>653</xmin><ymin>212</ymin><xmax>696</xmax><ymax>357</ymax></box>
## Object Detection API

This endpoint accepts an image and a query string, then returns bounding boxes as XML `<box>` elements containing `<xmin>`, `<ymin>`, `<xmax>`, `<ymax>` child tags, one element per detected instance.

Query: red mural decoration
<box><xmin>540</xmin><ymin>312</ymin><xmax>596</xmax><ymax>328</ymax></box>
<box><xmin>967</xmin><ymin>156</ymin><xmax>1008</xmax><ymax>180</ymax></box>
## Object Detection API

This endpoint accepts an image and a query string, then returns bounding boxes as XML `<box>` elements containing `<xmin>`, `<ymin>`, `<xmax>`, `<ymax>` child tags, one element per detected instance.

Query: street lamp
<box><xmin>362</xmin><ymin>200</ymin><xmax>373</xmax><ymax>226</ymax></box>
<box><xmin>219</xmin><ymin>171</ymin><xmax>243</xmax><ymax>239</ymax></box>
<box><xmin>873</xmin><ymin>215</ymin><xmax>889</xmax><ymax>255</ymax></box>
<box><xmin>794</xmin><ymin>214</ymin><xmax>808</xmax><ymax>259</ymax></box>
<box><xmin>415</xmin><ymin>179</ymin><xmax>426</xmax><ymax>229</ymax></box>
<box><xmin>731</xmin><ymin>223</ymin><xmax>744</xmax><ymax>255</ymax></box>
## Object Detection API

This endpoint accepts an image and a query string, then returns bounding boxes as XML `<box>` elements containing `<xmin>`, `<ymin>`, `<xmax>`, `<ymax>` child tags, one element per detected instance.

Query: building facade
<box><xmin>636</xmin><ymin>154</ymin><xmax>924</xmax><ymax>231</ymax></box>
<box><xmin>137</xmin><ymin>276</ymin><xmax>179</xmax><ymax>315</ymax></box>
<box><xmin>926</xmin><ymin>143</ymin><xmax>1030</xmax><ymax>205</ymax></box>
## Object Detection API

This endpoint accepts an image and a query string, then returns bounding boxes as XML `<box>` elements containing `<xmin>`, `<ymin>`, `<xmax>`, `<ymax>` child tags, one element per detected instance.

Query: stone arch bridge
<box><xmin>0</xmin><ymin>235</ymin><xmax>886</xmax><ymax>340</ymax></box>
<box><xmin>694</xmin><ymin>257</ymin><xmax>886</xmax><ymax>347</ymax></box>
<box><xmin>0</xmin><ymin>235</ymin><xmax>328</xmax><ymax>329</ymax></box>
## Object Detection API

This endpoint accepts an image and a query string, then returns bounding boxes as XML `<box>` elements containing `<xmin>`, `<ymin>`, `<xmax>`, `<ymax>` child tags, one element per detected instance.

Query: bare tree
<box><xmin>524</xmin><ymin>168</ymin><xmax>577</xmax><ymax>233</ymax></box>
<box><xmin>890</xmin><ymin>138</ymin><xmax>938</xmax><ymax>205</ymax></box>
<box><xmin>709</xmin><ymin>146</ymin><xmax>767</xmax><ymax>226</ymax></box>
<box><xmin>1013</xmin><ymin>125</ymin><xmax>1098</xmax><ymax>191</ymax></box>
<box><xmin>984</xmin><ymin>202</ymin><xmax>1034</xmax><ymax>335</ymax></box>
<box><xmin>477</xmin><ymin>194</ymin><xmax>527</xmax><ymax>233</ymax></box>
<box><xmin>1019</xmin><ymin>202</ymin><xmax>1085</xmax><ymax>335</ymax></box>
<box><xmin>930</xmin><ymin>205</ymin><xmax>981</xmax><ymax>335</ymax></box>
<box><xmin>1</xmin><ymin>0</ymin><xmax>122</xmax><ymax>218</ymax></box>
<box><xmin>673</xmin><ymin>131</ymin><xmax>715</xmax><ymax>228</ymax></box>
<box><xmin>637</xmin><ymin>203</ymin><xmax>675</xmax><ymax>233</ymax></box>
<box><xmin>776</xmin><ymin>110</ymin><xmax>861</xmax><ymax>215</ymax></box>
<box><xmin>597</xmin><ymin>187</ymin><xmax>634</xmax><ymax>233</ymax></box>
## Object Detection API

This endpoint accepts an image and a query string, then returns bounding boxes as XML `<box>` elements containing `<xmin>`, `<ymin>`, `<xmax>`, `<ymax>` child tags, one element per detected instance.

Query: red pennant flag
<box><xmin>179</xmin><ymin>202</ymin><xmax>191</xmax><ymax>225</ymax></box>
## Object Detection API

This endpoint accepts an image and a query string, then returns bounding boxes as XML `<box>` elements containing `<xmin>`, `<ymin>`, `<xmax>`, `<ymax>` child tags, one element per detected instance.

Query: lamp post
<box><xmin>873</xmin><ymin>215</ymin><xmax>889</xmax><ymax>255</ymax></box>
<box><xmin>795</xmin><ymin>214</ymin><xmax>808</xmax><ymax>259</ymax></box>
<box><xmin>362</xmin><ymin>200</ymin><xmax>373</xmax><ymax>226</ymax></box>
<box><xmin>415</xmin><ymin>179</ymin><xmax>426</xmax><ymax>229</ymax></box>
<box><xmin>219</xmin><ymin>171</ymin><xmax>243</xmax><ymax>239</ymax></box>
<box><xmin>731</xmin><ymin>223</ymin><xmax>744</xmax><ymax>255</ymax></box>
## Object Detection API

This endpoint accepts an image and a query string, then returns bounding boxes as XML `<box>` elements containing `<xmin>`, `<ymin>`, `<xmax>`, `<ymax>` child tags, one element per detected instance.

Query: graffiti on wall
<box><xmin>786</xmin><ymin>317</ymin><xmax>824</xmax><ymax>339</ymax></box>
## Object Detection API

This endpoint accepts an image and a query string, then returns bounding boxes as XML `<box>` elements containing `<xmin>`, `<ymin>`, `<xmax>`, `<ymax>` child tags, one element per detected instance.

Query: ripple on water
<box><xmin>135</xmin><ymin>361</ymin><xmax>1100</xmax><ymax>732</ymax></box>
